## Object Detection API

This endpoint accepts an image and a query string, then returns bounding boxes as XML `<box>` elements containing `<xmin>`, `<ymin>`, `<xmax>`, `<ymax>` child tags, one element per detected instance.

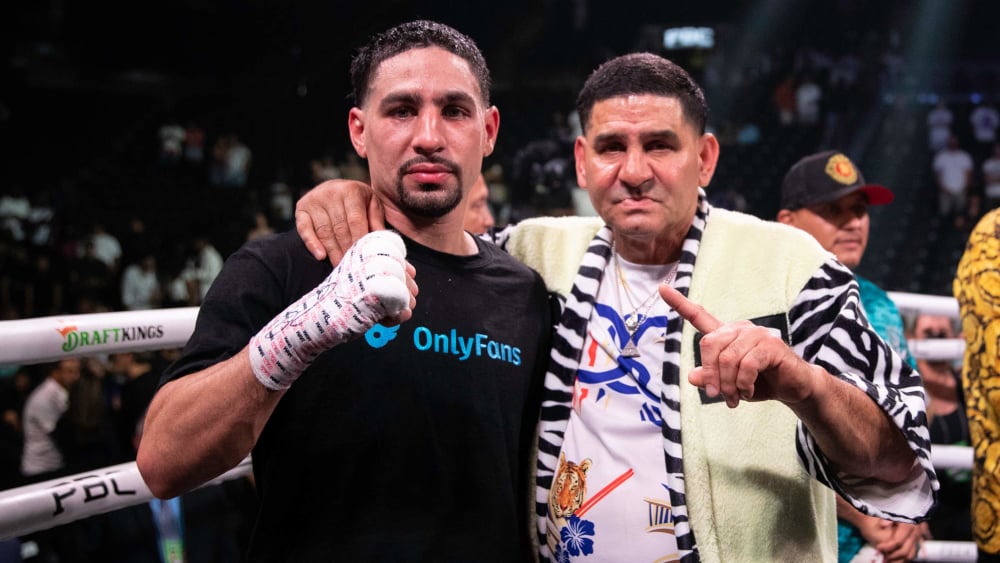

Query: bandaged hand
<box><xmin>249</xmin><ymin>230</ymin><xmax>410</xmax><ymax>390</ymax></box>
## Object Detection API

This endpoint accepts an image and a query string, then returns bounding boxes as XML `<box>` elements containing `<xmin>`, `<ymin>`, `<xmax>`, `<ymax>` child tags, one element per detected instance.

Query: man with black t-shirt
<box><xmin>137</xmin><ymin>20</ymin><xmax>552</xmax><ymax>561</ymax></box>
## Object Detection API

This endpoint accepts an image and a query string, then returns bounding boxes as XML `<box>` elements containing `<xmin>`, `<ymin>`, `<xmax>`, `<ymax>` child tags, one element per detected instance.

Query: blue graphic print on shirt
<box><xmin>577</xmin><ymin>303</ymin><xmax>667</xmax><ymax>426</ymax></box>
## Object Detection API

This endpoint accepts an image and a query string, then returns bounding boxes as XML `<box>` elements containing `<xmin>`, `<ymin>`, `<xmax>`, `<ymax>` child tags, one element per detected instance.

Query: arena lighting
<box><xmin>702</xmin><ymin>0</ymin><xmax>796</xmax><ymax>125</ymax></box>
<box><xmin>662</xmin><ymin>26</ymin><xmax>715</xmax><ymax>50</ymax></box>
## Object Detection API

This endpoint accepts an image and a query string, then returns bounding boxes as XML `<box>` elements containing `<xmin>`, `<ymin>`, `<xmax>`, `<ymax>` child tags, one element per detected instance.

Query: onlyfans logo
<box><xmin>363</xmin><ymin>323</ymin><xmax>521</xmax><ymax>365</ymax></box>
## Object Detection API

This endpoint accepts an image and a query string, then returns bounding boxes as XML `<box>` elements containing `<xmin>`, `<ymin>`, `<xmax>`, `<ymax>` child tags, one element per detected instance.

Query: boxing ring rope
<box><xmin>0</xmin><ymin>307</ymin><xmax>254</xmax><ymax>545</ymax></box>
<box><xmin>0</xmin><ymin>298</ymin><xmax>979</xmax><ymax>560</ymax></box>
<box><xmin>888</xmin><ymin>291</ymin><xmax>960</xmax><ymax>319</ymax></box>
<box><xmin>0</xmin><ymin>307</ymin><xmax>200</xmax><ymax>366</ymax></box>
<box><xmin>0</xmin><ymin>458</ymin><xmax>252</xmax><ymax>541</ymax></box>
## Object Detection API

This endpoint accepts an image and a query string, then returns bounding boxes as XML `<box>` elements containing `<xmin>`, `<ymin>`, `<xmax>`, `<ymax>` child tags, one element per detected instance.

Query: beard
<box><xmin>396</xmin><ymin>182</ymin><xmax>464</xmax><ymax>218</ymax></box>
<box><xmin>395</xmin><ymin>156</ymin><xmax>464</xmax><ymax>218</ymax></box>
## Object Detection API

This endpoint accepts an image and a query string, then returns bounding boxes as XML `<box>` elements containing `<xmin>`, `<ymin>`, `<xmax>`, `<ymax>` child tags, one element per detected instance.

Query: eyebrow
<box><xmin>378</xmin><ymin>90</ymin><xmax>477</xmax><ymax>112</ymax></box>
<box><xmin>593</xmin><ymin>129</ymin><xmax>680</xmax><ymax>146</ymax></box>
<box><xmin>436</xmin><ymin>91</ymin><xmax>477</xmax><ymax>107</ymax></box>
<box><xmin>378</xmin><ymin>92</ymin><xmax>419</xmax><ymax>111</ymax></box>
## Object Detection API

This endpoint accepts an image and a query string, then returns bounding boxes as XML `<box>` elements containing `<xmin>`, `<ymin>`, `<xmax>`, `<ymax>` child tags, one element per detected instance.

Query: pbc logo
<box><xmin>365</xmin><ymin>324</ymin><xmax>400</xmax><ymax>349</ymax></box>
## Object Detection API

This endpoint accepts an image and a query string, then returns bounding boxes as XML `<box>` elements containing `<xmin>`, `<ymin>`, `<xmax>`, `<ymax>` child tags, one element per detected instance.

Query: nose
<box><xmin>841</xmin><ymin>210</ymin><xmax>866</xmax><ymax>230</ymax></box>
<box><xmin>413</xmin><ymin>111</ymin><xmax>444</xmax><ymax>155</ymax></box>
<box><xmin>619</xmin><ymin>148</ymin><xmax>652</xmax><ymax>191</ymax></box>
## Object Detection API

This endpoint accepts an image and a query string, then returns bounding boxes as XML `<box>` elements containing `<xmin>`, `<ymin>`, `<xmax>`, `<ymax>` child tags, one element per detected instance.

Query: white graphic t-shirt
<box><xmin>549</xmin><ymin>254</ymin><xmax>680</xmax><ymax>563</ymax></box>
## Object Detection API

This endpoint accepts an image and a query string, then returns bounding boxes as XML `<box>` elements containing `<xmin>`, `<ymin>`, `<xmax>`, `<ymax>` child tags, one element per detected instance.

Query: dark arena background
<box><xmin>1</xmin><ymin>0</ymin><xmax>997</xmax><ymax>561</ymax></box>
<box><xmin>4</xmin><ymin>0</ymin><xmax>999</xmax><ymax>296</ymax></box>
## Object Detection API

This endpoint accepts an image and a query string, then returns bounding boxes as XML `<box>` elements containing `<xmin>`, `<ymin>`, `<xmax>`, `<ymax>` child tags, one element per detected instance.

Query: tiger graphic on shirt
<box><xmin>547</xmin><ymin>452</ymin><xmax>592</xmax><ymax>553</ymax></box>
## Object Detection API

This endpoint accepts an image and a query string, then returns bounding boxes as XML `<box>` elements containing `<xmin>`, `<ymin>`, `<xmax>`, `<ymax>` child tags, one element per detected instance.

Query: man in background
<box><xmin>906</xmin><ymin>313</ymin><xmax>971</xmax><ymax>543</ymax></box>
<box><xmin>19</xmin><ymin>358</ymin><xmax>83</xmax><ymax>562</ymax></box>
<box><xmin>21</xmin><ymin>358</ymin><xmax>80</xmax><ymax>480</ymax></box>
<box><xmin>463</xmin><ymin>173</ymin><xmax>495</xmax><ymax>234</ymax></box>
<box><xmin>776</xmin><ymin>150</ymin><xmax>926</xmax><ymax>562</ymax></box>
<box><xmin>933</xmin><ymin>134</ymin><xmax>975</xmax><ymax>229</ymax></box>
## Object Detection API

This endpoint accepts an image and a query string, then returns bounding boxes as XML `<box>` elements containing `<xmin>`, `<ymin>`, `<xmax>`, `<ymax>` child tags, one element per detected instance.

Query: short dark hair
<box><xmin>350</xmin><ymin>20</ymin><xmax>491</xmax><ymax>107</ymax></box>
<box><xmin>576</xmin><ymin>52</ymin><xmax>708</xmax><ymax>135</ymax></box>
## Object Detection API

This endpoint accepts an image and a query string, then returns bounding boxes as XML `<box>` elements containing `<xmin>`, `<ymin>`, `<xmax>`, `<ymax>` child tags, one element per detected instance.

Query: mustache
<box><xmin>398</xmin><ymin>155</ymin><xmax>460</xmax><ymax>178</ymax></box>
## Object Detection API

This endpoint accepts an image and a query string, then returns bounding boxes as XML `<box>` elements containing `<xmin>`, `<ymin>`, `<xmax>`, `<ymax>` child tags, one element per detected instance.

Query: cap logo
<box><xmin>824</xmin><ymin>154</ymin><xmax>858</xmax><ymax>185</ymax></box>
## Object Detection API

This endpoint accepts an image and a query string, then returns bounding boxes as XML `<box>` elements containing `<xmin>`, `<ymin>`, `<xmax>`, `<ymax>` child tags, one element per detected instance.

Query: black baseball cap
<box><xmin>779</xmin><ymin>151</ymin><xmax>894</xmax><ymax>210</ymax></box>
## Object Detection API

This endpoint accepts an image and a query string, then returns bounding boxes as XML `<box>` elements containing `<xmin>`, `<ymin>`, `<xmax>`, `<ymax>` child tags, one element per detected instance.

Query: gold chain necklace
<box><xmin>614</xmin><ymin>251</ymin><xmax>678</xmax><ymax>358</ymax></box>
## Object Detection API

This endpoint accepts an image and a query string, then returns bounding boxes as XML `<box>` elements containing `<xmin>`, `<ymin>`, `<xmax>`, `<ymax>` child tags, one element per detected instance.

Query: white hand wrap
<box><xmin>249</xmin><ymin>230</ymin><xmax>409</xmax><ymax>390</ymax></box>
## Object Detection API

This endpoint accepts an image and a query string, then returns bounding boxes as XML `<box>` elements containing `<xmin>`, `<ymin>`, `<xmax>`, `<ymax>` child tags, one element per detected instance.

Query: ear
<box><xmin>776</xmin><ymin>209</ymin><xmax>795</xmax><ymax>225</ymax></box>
<box><xmin>348</xmin><ymin>108</ymin><xmax>367</xmax><ymax>158</ymax></box>
<box><xmin>574</xmin><ymin>135</ymin><xmax>588</xmax><ymax>189</ymax></box>
<box><xmin>483</xmin><ymin>106</ymin><xmax>500</xmax><ymax>157</ymax></box>
<box><xmin>697</xmin><ymin>132</ymin><xmax>720</xmax><ymax>187</ymax></box>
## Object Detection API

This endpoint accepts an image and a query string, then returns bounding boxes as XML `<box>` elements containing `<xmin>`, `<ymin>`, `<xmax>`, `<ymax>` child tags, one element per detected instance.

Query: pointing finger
<box><xmin>659</xmin><ymin>283</ymin><xmax>722</xmax><ymax>333</ymax></box>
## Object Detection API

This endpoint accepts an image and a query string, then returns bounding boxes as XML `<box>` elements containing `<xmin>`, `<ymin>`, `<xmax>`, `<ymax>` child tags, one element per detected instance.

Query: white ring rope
<box><xmin>930</xmin><ymin>444</ymin><xmax>975</xmax><ymax>471</ymax></box>
<box><xmin>0</xmin><ymin>458</ymin><xmax>251</xmax><ymax>541</ymax></box>
<box><xmin>888</xmin><ymin>291</ymin><xmax>961</xmax><ymax>319</ymax></box>
<box><xmin>909</xmin><ymin>338</ymin><xmax>966</xmax><ymax>361</ymax></box>
<box><xmin>0</xmin><ymin>307</ymin><xmax>198</xmax><ymax>366</ymax></box>
<box><xmin>0</xmin><ymin>297</ymin><xmax>979</xmax><ymax>558</ymax></box>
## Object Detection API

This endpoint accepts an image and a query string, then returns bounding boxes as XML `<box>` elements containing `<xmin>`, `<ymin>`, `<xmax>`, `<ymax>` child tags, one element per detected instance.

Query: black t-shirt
<box><xmin>161</xmin><ymin>230</ymin><xmax>553</xmax><ymax>562</ymax></box>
